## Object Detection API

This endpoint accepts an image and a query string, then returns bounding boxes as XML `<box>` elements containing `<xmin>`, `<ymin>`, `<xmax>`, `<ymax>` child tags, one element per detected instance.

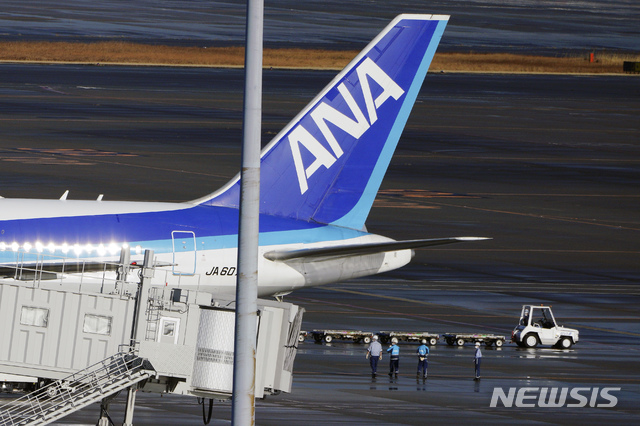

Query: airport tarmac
<box><xmin>0</xmin><ymin>65</ymin><xmax>639</xmax><ymax>424</ymax></box>
<box><xmin>1</xmin><ymin>1</ymin><xmax>638</xmax><ymax>53</ymax></box>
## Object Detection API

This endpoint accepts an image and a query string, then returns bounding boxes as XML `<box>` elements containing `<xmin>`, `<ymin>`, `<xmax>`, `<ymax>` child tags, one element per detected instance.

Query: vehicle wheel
<box><xmin>559</xmin><ymin>337</ymin><xmax>572</xmax><ymax>349</ymax></box>
<box><xmin>524</xmin><ymin>334</ymin><xmax>538</xmax><ymax>348</ymax></box>
<box><xmin>429</xmin><ymin>337</ymin><xmax>438</xmax><ymax>346</ymax></box>
<box><xmin>485</xmin><ymin>341</ymin><xmax>493</xmax><ymax>347</ymax></box>
<box><xmin>313</xmin><ymin>335</ymin><xmax>322</xmax><ymax>343</ymax></box>
<box><xmin>363</xmin><ymin>336</ymin><xmax>372</xmax><ymax>344</ymax></box>
<box><xmin>324</xmin><ymin>335</ymin><xmax>333</xmax><ymax>343</ymax></box>
<box><xmin>456</xmin><ymin>338</ymin><xmax>465</xmax><ymax>346</ymax></box>
<box><xmin>495</xmin><ymin>339</ymin><xmax>504</xmax><ymax>347</ymax></box>
<box><xmin>298</xmin><ymin>334</ymin><xmax>305</xmax><ymax>343</ymax></box>
<box><xmin>446</xmin><ymin>338</ymin><xmax>454</xmax><ymax>346</ymax></box>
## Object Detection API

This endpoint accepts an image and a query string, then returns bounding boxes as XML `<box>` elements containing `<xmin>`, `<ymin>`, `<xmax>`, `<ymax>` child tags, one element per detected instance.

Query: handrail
<box><xmin>0</xmin><ymin>352</ymin><xmax>154</xmax><ymax>426</ymax></box>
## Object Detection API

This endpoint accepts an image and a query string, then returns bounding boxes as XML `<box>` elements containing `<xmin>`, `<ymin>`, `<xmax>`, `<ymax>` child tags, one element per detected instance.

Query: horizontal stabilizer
<box><xmin>264</xmin><ymin>237</ymin><xmax>490</xmax><ymax>261</ymax></box>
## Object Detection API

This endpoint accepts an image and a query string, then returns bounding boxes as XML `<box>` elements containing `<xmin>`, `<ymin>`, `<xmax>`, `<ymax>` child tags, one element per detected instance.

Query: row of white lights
<box><xmin>0</xmin><ymin>242</ymin><xmax>143</xmax><ymax>256</ymax></box>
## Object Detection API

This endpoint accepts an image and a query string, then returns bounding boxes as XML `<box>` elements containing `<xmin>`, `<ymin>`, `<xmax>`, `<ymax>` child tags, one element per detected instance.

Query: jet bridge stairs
<box><xmin>0</xmin><ymin>248</ymin><xmax>303</xmax><ymax>425</ymax></box>
<box><xmin>0</xmin><ymin>351</ymin><xmax>154</xmax><ymax>426</ymax></box>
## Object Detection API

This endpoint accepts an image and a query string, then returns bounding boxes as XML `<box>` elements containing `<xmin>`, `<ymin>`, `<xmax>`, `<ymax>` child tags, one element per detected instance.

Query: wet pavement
<box><xmin>1</xmin><ymin>1</ymin><xmax>639</xmax><ymax>52</ymax></box>
<box><xmin>0</xmin><ymin>65</ymin><xmax>639</xmax><ymax>424</ymax></box>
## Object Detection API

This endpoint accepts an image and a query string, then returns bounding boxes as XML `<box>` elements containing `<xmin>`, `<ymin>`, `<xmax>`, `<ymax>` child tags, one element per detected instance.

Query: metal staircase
<box><xmin>0</xmin><ymin>352</ymin><xmax>154</xmax><ymax>426</ymax></box>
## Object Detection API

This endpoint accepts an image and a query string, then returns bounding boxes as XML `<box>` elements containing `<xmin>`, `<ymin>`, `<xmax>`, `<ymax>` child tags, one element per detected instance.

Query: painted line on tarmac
<box><xmin>421</xmin><ymin>199</ymin><xmax>640</xmax><ymax>232</ymax></box>
<box><xmin>291</xmin><ymin>371</ymin><xmax>640</xmax><ymax>383</ymax></box>
<box><xmin>567</xmin><ymin>324</ymin><xmax>640</xmax><ymax>338</ymax></box>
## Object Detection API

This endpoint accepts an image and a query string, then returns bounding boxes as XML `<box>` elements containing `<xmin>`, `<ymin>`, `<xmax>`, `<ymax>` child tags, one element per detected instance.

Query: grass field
<box><xmin>0</xmin><ymin>41</ymin><xmax>638</xmax><ymax>74</ymax></box>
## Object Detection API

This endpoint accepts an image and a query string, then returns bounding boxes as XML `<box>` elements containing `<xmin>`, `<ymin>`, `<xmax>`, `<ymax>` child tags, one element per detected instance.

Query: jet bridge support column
<box><xmin>124</xmin><ymin>249</ymin><xmax>154</xmax><ymax>426</ymax></box>
<box><xmin>97</xmin><ymin>398</ymin><xmax>111</xmax><ymax>426</ymax></box>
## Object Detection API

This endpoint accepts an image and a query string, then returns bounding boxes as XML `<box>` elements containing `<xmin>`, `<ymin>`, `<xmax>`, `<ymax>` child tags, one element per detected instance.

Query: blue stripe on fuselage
<box><xmin>0</xmin><ymin>205</ymin><xmax>368</xmax><ymax>259</ymax></box>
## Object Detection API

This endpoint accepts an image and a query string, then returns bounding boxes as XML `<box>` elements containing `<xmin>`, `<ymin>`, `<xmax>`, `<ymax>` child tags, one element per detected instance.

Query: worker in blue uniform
<box><xmin>387</xmin><ymin>337</ymin><xmax>400</xmax><ymax>377</ymax></box>
<box><xmin>416</xmin><ymin>339</ymin><xmax>429</xmax><ymax>379</ymax></box>
<box><xmin>474</xmin><ymin>342</ymin><xmax>482</xmax><ymax>380</ymax></box>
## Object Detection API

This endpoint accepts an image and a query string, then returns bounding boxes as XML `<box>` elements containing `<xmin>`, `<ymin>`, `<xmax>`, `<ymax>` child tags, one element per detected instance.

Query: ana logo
<box><xmin>289</xmin><ymin>57</ymin><xmax>405</xmax><ymax>194</ymax></box>
<box><xmin>490</xmin><ymin>387</ymin><xmax>620</xmax><ymax>408</ymax></box>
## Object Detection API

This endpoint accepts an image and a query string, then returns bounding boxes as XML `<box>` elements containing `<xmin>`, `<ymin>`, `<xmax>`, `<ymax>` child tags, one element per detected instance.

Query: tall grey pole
<box><xmin>232</xmin><ymin>0</ymin><xmax>263</xmax><ymax>424</ymax></box>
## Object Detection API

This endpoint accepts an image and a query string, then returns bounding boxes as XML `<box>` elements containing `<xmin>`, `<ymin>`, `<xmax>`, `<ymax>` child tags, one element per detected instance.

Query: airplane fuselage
<box><xmin>0</xmin><ymin>16</ymin><xmax>460</xmax><ymax>299</ymax></box>
<box><xmin>0</xmin><ymin>199</ymin><xmax>412</xmax><ymax>298</ymax></box>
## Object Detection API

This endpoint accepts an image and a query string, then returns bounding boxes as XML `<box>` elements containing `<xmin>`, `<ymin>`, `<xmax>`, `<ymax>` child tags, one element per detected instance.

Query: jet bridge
<box><xmin>0</xmin><ymin>250</ymin><xmax>304</xmax><ymax>425</ymax></box>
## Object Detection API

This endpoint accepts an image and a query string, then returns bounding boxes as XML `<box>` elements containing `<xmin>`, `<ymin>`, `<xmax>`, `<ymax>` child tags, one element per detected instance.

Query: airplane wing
<box><xmin>264</xmin><ymin>237</ymin><xmax>490</xmax><ymax>261</ymax></box>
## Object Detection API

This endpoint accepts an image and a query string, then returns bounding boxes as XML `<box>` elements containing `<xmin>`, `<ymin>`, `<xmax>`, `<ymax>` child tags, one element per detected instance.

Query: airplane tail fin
<box><xmin>195</xmin><ymin>14</ymin><xmax>449</xmax><ymax>230</ymax></box>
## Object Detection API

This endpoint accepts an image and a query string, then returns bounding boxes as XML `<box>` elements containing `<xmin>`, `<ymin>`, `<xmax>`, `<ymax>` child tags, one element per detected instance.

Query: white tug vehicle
<box><xmin>512</xmin><ymin>305</ymin><xmax>579</xmax><ymax>349</ymax></box>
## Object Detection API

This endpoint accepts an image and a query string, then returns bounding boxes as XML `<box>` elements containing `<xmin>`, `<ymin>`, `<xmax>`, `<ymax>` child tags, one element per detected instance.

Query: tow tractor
<box><xmin>512</xmin><ymin>305</ymin><xmax>579</xmax><ymax>349</ymax></box>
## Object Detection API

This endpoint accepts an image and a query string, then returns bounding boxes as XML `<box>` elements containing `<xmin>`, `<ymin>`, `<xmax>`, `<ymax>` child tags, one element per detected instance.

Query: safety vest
<box><xmin>418</xmin><ymin>345</ymin><xmax>429</xmax><ymax>356</ymax></box>
<box><xmin>388</xmin><ymin>344</ymin><xmax>399</xmax><ymax>356</ymax></box>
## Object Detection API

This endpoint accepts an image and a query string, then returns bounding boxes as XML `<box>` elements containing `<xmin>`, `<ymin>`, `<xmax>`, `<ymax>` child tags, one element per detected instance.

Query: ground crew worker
<box><xmin>387</xmin><ymin>337</ymin><xmax>400</xmax><ymax>377</ymax></box>
<box><xmin>474</xmin><ymin>342</ymin><xmax>482</xmax><ymax>380</ymax></box>
<box><xmin>365</xmin><ymin>335</ymin><xmax>383</xmax><ymax>377</ymax></box>
<box><xmin>417</xmin><ymin>339</ymin><xmax>429</xmax><ymax>379</ymax></box>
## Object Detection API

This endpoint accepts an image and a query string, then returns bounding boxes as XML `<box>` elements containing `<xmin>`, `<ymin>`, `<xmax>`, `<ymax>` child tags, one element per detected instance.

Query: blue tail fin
<box><xmin>197</xmin><ymin>14</ymin><xmax>448</xmax><ymax>230</ymax></box>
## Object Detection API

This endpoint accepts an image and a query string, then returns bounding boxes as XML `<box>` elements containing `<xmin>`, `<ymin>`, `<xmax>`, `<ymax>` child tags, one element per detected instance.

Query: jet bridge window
<box><xmin>83</xmin><ymin>314</ymin><xmax>113</xmax><ymax>336</ymax></box>
<box><xmin>20</xmin><ymin>306</ymin><xmax>49</xmax><ymax>328</ymax></box>
<box><xmin>158</xmin><ymin>317</ymin><xmax>180</xmax><ymax>344</ymax></box>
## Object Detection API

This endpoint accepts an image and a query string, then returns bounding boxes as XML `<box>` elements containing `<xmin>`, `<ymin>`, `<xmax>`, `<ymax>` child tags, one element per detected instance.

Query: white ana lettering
<box><xmin>290</xmin><ymin>57</ymin><xmax>404</xmax><ymax>194</ymax></box>
<box><xmin>538</xmin><ymin>387</ymin><xmax>568</xmax><ymax>408</ymax></box>
<box><xmin>567</xmin><ymin>387</ymin><xmax>590</xmax><ymax>407</ymax></box>
<box><xmin>516</xmin><ymin>387</ymin><xmax>539</xmax><ymax>408</ymax></box>
<box><xmin>289</xmin><ymin>125</ymin><xmax>338</xmax><ymax>194</ymax></box>
<box><xmin>356</xmin><ymin>57</ymin><xmax>405</xmax><ymax>125</ymax></box>
<box><xmin>598</xmin><ymin>387</ymin><xmax>620</xmax><ymax>408</ymax></box>
<box><xmin>310</xmin><ymin>83</ymin><xmax>370</xmax><ymax>159</ymax></box>
<box><xmin>490</xmin><ymin>387</ymin><xmax>516</xmax><ymax>408</ymax></box>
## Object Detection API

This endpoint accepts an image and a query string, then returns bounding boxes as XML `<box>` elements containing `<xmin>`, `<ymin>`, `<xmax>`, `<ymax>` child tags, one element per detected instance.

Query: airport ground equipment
<box><xmin>442</xmin><ymin>333</ymin><xmax>505</xmax><ymax>347</ymax></box>
<box><xmin>0</xmin><ymin>249</ymin><xmax>303</xmax><ymax>424</ymax></box>
<box><xmin>309</xmin><ymin>330</ymin><xmax>439</xmax><ymax>345</ymax></box>
<box><xmin>378</xmin><ymin>331</ymin><xmax>439</xmax><ymax>345</ymax></box>
<box><xmin>1</xmin><ymin>375</ymin><xmax>36</xmax><ymax>393</ymax></box>
<box><xmin>310</xmin><ymin>330</ymin><xmax>374</xmax><ymax>344</ymax></box>
<box><xmin>511</xmin><ymin>305</ymin><xmax>579</xmax><ymax>348</ymax></box>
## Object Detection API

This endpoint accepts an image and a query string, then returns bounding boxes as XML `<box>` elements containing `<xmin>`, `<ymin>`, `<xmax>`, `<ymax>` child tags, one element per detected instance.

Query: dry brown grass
<box><xmin>0</xmin><ymin>41</ymin><xmax>638</xmax><ymax>74</ymax></box>
<box><xmin>431</xmin><ymin>52</ymin><xmax>639</xmax><ymax>74</ymax></box>
<box><xmin>0</xmin><ymin>41</ymin><xmax>356</xmax><ymax>68</ymax></box>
